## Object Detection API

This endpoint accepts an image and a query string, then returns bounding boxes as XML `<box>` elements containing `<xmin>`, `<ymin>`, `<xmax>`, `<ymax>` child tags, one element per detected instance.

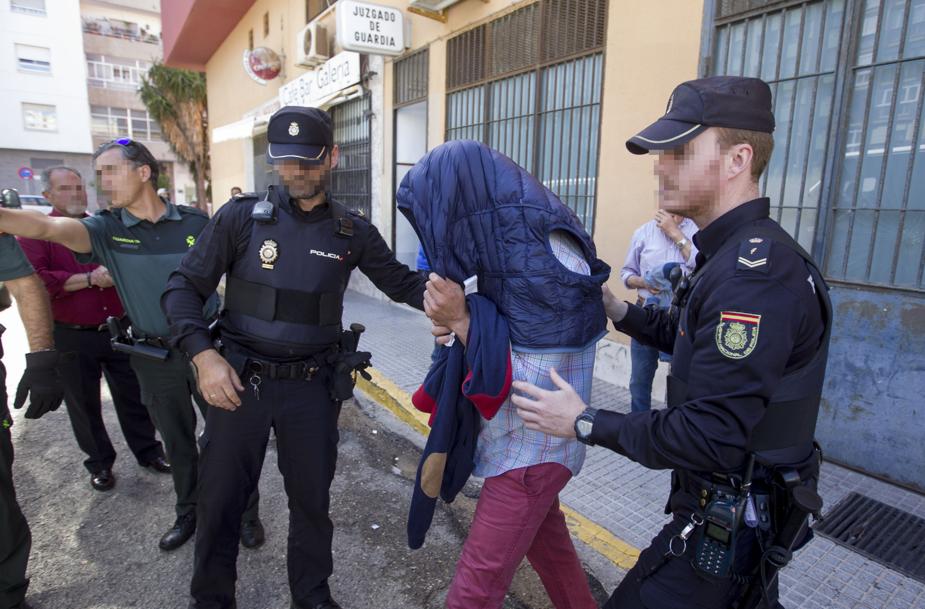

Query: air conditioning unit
<box><xmin>408</xmin><ymin>0</ymin><xmax>461</xmax><ymax>11</ymax></box>
<box><xmin>296</xmin><ymin>21</ymin><xmax>330</xmax><ymax>68</ymax></box>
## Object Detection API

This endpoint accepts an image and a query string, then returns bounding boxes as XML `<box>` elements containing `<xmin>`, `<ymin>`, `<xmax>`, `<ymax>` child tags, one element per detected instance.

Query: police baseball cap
<box><xmin>626</xmin><ymin>76</ymin><xmax>775</xmax><ymax>155</ymax></box>
<box><xmin>266</xmin><ymin>106</ymin><xmax>333</xmax><ymax>164</ymax></box>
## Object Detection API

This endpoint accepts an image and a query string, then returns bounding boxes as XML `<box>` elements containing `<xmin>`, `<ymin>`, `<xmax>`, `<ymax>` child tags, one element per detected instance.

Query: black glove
<box><xmin>14</xmin><ymin>350</ymin><xmax>66</xmax><ymax>419</ymax></box>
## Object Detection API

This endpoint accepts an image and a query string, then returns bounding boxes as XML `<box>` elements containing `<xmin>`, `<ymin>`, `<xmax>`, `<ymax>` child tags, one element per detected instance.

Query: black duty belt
<box><xmin>225</xmin><ymin>276</ymin><xmax>342</xmax><ymax>326</ymax></box>
<box><xmin>246</xmin><ymin>356</ymin><xmax>323</xmax><ymax>381</ymax></box>
<box><xmin>56</xmin><ymin>322</ymin><xmax>107</xmax><ymax>332</ymax></box>
<box><xmin>137</xmin><ymin>336</ymin><xmax>171</xmax><ymax>350</ymax></box>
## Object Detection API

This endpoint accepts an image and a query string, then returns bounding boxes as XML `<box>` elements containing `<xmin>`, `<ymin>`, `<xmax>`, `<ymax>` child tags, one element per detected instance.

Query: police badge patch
<box><xmin>259</xmin><ymin>239</ymin><xmax>279</xmax><ymax>269</ymax></box>
<box><xmin>715</xmin><ymin>311</ymin><xmax>761</xmax><ymax>359</ymax></box>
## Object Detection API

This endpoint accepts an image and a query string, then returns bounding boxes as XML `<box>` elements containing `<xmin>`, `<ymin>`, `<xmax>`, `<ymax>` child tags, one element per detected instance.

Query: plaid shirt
<box><xmin>473</xmin><ymin>232</ymin><xmax>595</xmax><ymax>478</ymax></box>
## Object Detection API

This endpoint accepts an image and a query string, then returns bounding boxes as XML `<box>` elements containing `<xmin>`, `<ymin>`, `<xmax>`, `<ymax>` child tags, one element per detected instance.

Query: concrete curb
<box><xmin>356</xmin><ymin>367</ymin><xmax>641</xmax><ymax>570</ymax></box>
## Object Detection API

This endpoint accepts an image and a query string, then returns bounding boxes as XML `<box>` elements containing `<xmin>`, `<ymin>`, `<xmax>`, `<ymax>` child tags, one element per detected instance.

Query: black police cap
<box><xmin>626</xmin><ymin>76</ymin><xmax>775</xmax><ymax>155</ymax></box>
<box><xmin>266</xmin><ymin>106</ymin><xmax>333</xmax><ymax>165</ymax></box>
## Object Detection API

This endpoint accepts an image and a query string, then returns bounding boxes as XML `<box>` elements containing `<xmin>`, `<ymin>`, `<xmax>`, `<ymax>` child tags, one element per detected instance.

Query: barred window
<box><xmin>394</xmin><ymin>49</ymin><xmax>429</xmax><ymax>108</ymax></box>
<box><xmin>827</xmin><ymin>0</ymin><xmax>925</xmax><ymax>288</ymax></box>
<box><xmin>330</xmin><ymin>94</ymin><xmax>372</xmax><ymax>218</ymax></box>
<box><xmin>708</xmin><ymin>0</ymin><xmax>925</xmax><ymax>291</ymax></box>
<box><xmin>711</xmin><ymin>0</ymin><xmax>846</xmax><ymax>252</ymax></box>
<box><xmin>445</xmin><ymin>0</ymin><xmax>608</xmax><ymax>231</ymax></box>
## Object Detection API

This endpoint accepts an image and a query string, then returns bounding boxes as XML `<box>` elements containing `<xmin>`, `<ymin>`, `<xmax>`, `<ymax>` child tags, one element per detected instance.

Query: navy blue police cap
<box><xmin>266</xmin><ymin>106</ymin><xmax>333</xmax><ymax>164</ymax></box>
<box><xmin>626</xmin><ymin>76</ymin><xmax>775</xmax><ymax>155</ymax></box>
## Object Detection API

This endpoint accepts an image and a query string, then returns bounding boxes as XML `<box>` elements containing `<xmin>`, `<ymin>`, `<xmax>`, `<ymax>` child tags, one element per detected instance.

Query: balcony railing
<box><xmin>82</xmin><ymin>16</ymin><xmax>160</xmax><ymax>45</ymax></box>
<box><xmin>87</xmin><ymin>59</ymin><xmax>148</xmax><ymax>90</ymax></box>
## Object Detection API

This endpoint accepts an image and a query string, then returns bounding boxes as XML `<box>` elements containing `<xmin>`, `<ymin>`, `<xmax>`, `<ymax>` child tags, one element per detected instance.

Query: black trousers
<box><xmin>129</xmin><ymin>350</ymin><xmax>259</xmax><ymax>521</ymax></box>
<box><xmin>0</xmin><ymin>333</ymin><xmax>31</xmax><ymax>609</ymax></box>
<box><xmin>603</xmin><ymin>515</ymin><xmax>779</xmax><ymax>609</ymax></box>
<box><xmin>191</xmin><ymin>371</ymin><xmax>340</xmax><ymax>609</ymax></box>
<box><xmin>54</xmin><ymin>325</ymin><xmax>163</xmax><ymax>474</ymax></box>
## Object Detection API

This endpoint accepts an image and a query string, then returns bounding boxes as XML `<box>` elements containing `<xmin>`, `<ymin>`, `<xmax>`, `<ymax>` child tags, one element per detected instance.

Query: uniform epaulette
<box><xmin>177</xmin><ymin>204</ymin><xmax>208</xmax><ymax>217</ymax></box>
<box><xmin>736</xmin><ymin>236</ymin><xmax>771</xmax><ymax>274</ymax></box>
<box><xmin>348</xmin><ymin>208</ymin><xmax>366</xmax><ymax>219</ymax></box>
<box><xmin>233</xmin><ymin>192</ymin><xmax>259</xmax><ymax>200</ymax></box>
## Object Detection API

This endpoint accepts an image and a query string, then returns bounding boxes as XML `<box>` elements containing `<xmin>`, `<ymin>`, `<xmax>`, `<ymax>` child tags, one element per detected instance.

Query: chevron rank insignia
<box><xmin>736</xmin><ymin>237</ymin><xmax>770</xmax><ymax>273</ymax></box>
<box><xmin>716</xmin><ymin>311</ymin><xmax>761</xmax><ymax>359</ymax></box>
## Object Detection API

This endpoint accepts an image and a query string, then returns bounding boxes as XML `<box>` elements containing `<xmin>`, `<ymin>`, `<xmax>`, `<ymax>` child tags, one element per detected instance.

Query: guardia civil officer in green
<box><xmin>0</xmin><ymin>140</ymin><xmax>263</xmax><ymax>553</ymax></box>
<box><xmin>510</xmin><ymin>77</ymin><xmax>832</xmax><ymax>608</ymax></box>
<box><xmin>162</xmin><ymin>106</ymin><xmax>426</xmax><ymax>609</ymax></box>
<box><xmin>0</xmin><ymin>231</ymin><xmax>67</xmax><ymax>609</ymax></box>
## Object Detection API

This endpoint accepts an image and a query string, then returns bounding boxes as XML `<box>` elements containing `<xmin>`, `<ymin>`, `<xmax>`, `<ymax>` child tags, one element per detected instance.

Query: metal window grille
<box><xmin>394</xmin><ymin>49</ymin><xmax>429</xmax><ymax>108</ymax></box>
<box><xmin>824</xmin><ymin>0</ymin><xmax>925</xmax><ymax>289</ymax></box>
<box><xmin>445</xmin><ymin>0</ymin><xmax>608</xmax><ymax>232</ymax></box>
<box><xmin>710</xmin><ymin>0</ymin><xmax>847</xmax><ymax>255</ymax></box>
<box><xmin>330</xmin><ymin>94</ymin><xmax>372</xmax><ymax>218</ymax></box>
<box><xmin>709</xmin><ymin>0</ymin><xmax>925</xmax><ymax>291</ymax></box>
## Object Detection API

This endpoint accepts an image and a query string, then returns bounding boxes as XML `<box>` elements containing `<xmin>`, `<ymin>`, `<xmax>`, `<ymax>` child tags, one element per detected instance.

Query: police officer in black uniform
<box><xmin>0</xmin><ymin>233</ymin><xmax>66</xmax><ymax>609</ymax></box>
<box><xmin>162</xmin><ymin>106</ymin><xmax>426</xmax><ymax>609</ymax></box>
<box><xmin>509</xmin><ymin>77</ymin><xmax>831</xmax><ymax>609</ymax></box>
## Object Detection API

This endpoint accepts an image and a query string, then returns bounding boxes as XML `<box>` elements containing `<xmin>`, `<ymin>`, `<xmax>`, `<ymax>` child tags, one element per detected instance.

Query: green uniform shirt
<box><xmin>0</xmin><ymin>234</ymin><xmax>35</xmax><ymax>283</ymax></box>
<box><xmin>78</xmin><ymin>202</ymin><xmax>219</xmax><ymax>338</ymax></box>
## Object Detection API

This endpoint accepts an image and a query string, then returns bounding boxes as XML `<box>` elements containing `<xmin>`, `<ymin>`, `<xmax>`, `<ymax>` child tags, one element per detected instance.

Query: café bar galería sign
<box><xmin>243</xmin><ymin>47</ymin><xmax>282</xmax><ymax>85</ymax></box>
<box><xmin>336</xmin><ymin>0</ymin><xmax>405</xmax><ymax>56</ymax></box>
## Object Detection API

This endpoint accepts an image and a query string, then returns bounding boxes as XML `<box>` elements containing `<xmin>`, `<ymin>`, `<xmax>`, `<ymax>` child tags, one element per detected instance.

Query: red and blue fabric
<box><xmin>407</xmin><ymin>294</ymin><xmax>512</xmax><ymax>549</ymax></box>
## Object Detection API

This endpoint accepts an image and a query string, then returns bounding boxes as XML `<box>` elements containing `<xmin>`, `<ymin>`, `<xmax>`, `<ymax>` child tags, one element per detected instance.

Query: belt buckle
<box><xmin>305</xmin><ymin>363</ymin><xmax>318</xmax><ymax>381</ymax></box>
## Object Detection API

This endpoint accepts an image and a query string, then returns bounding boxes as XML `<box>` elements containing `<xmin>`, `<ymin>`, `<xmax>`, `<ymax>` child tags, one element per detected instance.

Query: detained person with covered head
<box><xmin>161</xmin><ymin>105</ymin><xmax>428</xmax><ymax>609</ymax></box>
<box><xmin>510</xmin><ymin>76</ymin><xmax>833</xmax><ymax>609</ymax></box>
<box><xmin>397</xmin><ymin>139</ymin><xmax>610</xmax><ymax>608</ymax></box>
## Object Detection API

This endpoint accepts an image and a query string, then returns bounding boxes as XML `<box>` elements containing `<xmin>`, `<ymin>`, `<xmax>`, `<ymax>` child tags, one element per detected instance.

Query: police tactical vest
<box><xmin>667</xmin><ymin>224</ymin><xmax>833</xmax><ymax>466</ymax></box>
<box><xmin>223</xmin><ymin>196</ymin><xmax>354</xmax><ymax>352</ymax></box>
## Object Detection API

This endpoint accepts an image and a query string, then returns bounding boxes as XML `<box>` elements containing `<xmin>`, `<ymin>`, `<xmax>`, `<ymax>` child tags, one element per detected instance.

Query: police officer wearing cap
<box><xmin>510</xmin><ymin>76</ymin><xmax>832</xmax><ymax>608</ymax></box>
<box><xmin>162</xmin><ymin>106</ymin><xmax>427</xmax><ymax>609</ymax></box>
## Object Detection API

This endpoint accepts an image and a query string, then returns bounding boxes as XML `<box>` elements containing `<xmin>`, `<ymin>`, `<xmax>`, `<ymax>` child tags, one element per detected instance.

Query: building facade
<box><xmin>80</xmin><ymin>0</ymin><xmax>195</xmax><ymax>206</ymax></box>
<box><xmin>0</xmin><ymin>0</ymin><xmax>95</xmax><ymax>204</ymax></box>
<box><xmin>163</xmin><ymin>0</ymin><xmax>925</xmax><ymax>491</ymax></box>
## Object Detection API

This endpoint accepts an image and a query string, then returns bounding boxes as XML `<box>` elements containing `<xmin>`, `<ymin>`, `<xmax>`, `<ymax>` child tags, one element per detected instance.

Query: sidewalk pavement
<box><xmin>343</xmin><ymin>288</ymin><xmax>925</xmax><ymax>609</ymax></box>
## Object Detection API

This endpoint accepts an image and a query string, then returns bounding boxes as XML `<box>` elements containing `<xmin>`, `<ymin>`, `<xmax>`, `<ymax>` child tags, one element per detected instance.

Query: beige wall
<box><xmin>205</xmin><ymin>0</ymin><xmax>305</xmax><ymax>204</ymax></box>
<box><xmin>203</xmin><ymin>0</ymin><xmax>706</xmax><ymax>276</ymax></box>
<box><xmin>596</xmin><ymin>1</ymin><xmax>704</xmax><ymax>308</ymax></box>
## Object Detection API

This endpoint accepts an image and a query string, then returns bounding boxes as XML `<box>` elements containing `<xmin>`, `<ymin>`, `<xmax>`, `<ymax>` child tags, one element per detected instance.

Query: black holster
<box><xmin>325</xmin><ymin>324</ymin><xmax>371</xmax><ymax>402</ymax></box>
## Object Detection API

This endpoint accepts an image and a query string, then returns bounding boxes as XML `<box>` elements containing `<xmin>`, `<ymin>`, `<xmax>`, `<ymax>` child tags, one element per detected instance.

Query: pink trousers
<box><xmin>446</xmin><ymin>462</ymin><xmax>597</xmax><ymax>609</ymax></box>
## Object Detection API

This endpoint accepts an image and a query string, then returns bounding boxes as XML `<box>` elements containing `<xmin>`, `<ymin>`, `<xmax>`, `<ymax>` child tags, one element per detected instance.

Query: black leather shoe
<box><xmin>240</xmin><ymin>518</ymin><xmax>265</xmax><ymax>549</ymax></box>
<box><xmin>158</xmin><ymin>513</ymin><xmax>196</xmax><ymax>551</ymax></box>
<box><xmin>143</xmin><ymin>455</ymin><xmax>172</xmax><ymax>474</ymax></box>
<box><xmin>90</xmin><ymin>469</ymin><xmax>115</xmax><ymax>491</ymax></box>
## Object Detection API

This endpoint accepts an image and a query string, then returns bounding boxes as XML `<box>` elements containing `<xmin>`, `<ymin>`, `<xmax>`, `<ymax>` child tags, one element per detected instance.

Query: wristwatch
<box><xmin>675</xmin><ymin>237</ymin><xmax>689</xmax><ymax>249</ymax></box>
<box><xmin>574</xmin><ymin>407</ymin><xmax>598</xmax><ymax>445</ymax></box>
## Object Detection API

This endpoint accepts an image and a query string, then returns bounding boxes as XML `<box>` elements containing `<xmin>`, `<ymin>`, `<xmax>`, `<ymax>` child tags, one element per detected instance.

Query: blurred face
<box><xmin>653</xmin><ymin>128</ymin><xmax>724</xmax><ymax>217</ymax></box>
<box><xmin>43</xmin><ymin>169</ymin><xmax>87</xmax><ymax>217</ymax></box>
<box><xmin>274</xmin><ymin>145</ymin><xmax>339</xmax><ymax>199</ymax></box>
<box><xmin>94</xmin><ymin>148</ymin><xmax>150</xmax><ymax>208</ymax></box>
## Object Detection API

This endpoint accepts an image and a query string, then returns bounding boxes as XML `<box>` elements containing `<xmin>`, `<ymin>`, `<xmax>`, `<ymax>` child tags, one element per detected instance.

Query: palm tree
<box><xmin>139</xmin><ymin>63</ymin><xmax>210</xmax><ymax>210</ymax></box>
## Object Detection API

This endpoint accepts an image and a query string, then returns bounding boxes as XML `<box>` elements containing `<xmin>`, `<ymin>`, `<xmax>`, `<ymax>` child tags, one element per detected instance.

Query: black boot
<box><xmin>159</xmin><ymin>513</ymin><xmax>196</xmax><ymax>551</ymax></box>
<box><xmin>240</xmin><ymin>518</ymin><xmax>265</xmax><ymax>549</ymax></box>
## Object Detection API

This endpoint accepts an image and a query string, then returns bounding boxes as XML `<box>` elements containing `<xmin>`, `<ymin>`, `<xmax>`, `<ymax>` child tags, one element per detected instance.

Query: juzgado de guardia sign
<box><xmin>336</xmin><ymin>0</ymin><xmax>405</xmax><ymax>56</ymax></box>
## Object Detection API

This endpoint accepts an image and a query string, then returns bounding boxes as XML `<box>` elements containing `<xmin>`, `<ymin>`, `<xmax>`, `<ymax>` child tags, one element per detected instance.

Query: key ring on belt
<box><xmin>667</xmin><ymin>512</ymin><xmax>704</xmax><ymax>558</ymax></box>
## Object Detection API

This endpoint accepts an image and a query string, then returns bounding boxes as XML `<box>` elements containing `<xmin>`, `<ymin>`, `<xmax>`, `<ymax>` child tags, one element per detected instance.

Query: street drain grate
<box><xmin>815</xmin><ymin>492</ymin><xmax>925</xmax><ymax>584</ymax></box>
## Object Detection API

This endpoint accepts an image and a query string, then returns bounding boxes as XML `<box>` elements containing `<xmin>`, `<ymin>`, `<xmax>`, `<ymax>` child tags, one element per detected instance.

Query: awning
<box><xmin>211</xmin><ymin>116</ymin><xmax>256</xmax><ymax>144</ymax></box>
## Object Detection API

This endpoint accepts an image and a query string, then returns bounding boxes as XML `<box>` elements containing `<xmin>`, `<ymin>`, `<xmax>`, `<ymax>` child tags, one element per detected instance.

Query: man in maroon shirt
<box><xmin>18</xmin><ymin>166</ymin><xmax>169</xmax><ymax>491</ymax></box>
